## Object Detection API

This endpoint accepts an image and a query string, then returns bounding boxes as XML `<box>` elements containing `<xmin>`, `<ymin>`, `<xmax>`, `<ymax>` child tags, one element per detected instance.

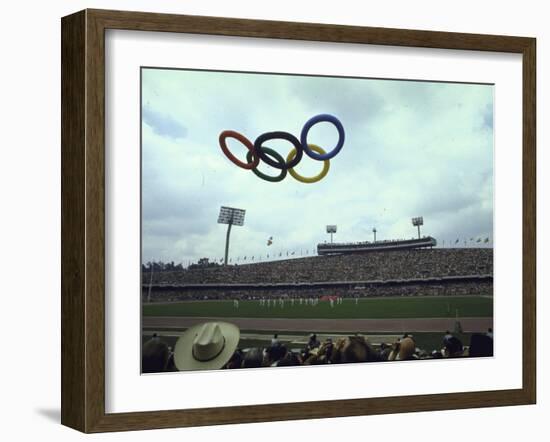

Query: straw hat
<box><xmin>174</xmin><ymin>322</ymin><xmax>240</xmax><ymax>371</ymax></box>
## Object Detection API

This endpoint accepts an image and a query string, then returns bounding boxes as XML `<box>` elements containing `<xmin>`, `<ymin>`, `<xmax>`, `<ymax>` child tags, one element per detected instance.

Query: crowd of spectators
<box><xmin>321</xmin><ymin>236</ymin><xmax>433</xmax><ymax>246</ymax></box>
<box><xmin>144</xmin><ymin>248</ymin><xmax>493</xmax><ymax>286</ymax></box>
<box><xmin>142</xmin><ymin>328</ymin><xmax>495</xmax><ymax>373</ymax></box>
<box><xmin>317</xmin><ymin>236</ymin><xmax>435</xmax><ymax>254</ymax></box>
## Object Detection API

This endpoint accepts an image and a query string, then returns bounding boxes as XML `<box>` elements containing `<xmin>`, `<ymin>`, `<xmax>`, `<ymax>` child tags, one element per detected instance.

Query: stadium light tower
<box><xmin>218</xmin><ymin>206</ymin><xmax>246</xmax><ymax>266</ymax></box>
<box><xmin>412</xmin><ymin>216</ymin><xmax>424</xmax><ymax>239</ymax></box>
<box><xmin>372</xmin><ymin>227</ymin><xmax>377</xmax><ymax>243</ymax></box>
<box><xmin>326</xmin><ymin>225</ymin><xmax>337</xmax><ymax>243</ymax></box>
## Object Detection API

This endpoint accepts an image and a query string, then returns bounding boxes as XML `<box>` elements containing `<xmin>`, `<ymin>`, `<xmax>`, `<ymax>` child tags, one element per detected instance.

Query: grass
<box><xmin>142</xmin><ymin>295</ymin><xmax>492</xmax><ymax>319</ymax></box>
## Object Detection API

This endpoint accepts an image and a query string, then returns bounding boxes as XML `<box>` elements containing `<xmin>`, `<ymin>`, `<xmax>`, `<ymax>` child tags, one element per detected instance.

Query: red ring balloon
<box><xmin>219</xmin><ymin>130</ymin><xmax>260</xmax><ymax>170</ymax></box>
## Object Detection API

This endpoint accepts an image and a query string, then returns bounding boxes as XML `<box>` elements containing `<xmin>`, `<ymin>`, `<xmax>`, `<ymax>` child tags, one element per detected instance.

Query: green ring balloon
<box><xmin>246</xmin><ymin>146</ymin><xmax>287</xmax><ymax>182</ymax></box>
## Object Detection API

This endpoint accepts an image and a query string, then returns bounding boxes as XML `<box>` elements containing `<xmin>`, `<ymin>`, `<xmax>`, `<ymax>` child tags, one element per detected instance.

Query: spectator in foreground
<box><xmin>388</xmin><ymin>336</ymin><xmax>416</xmax><ymax>361</ymax></box>
<box><xmin>307</xmin><ymin>333</ymin><xmax>321</xmax><ymax>351</ymax></box>
<box><xmin>442</xmin><ymin>336</ymin><xmax>464</xmax><ymax>358</ymax></box>
<box><xmin>443</xmin><ymin>330</ymin><xmax>453</xmax><ymax>346</ymax></box>
<box><xmin>277</xmin><ymin>351</ymin><xmax>302</xmax><ymax>367</ymax></box>
<box><xmin>266</xmin><ymin>344</ymin><xmax>288</xmax><ymax>365</ymax></box>
<box><xmin>302</xmin><ymin>347</ymin><xmax>320</xmax><ymax>365</ymax></box>
<box><xmin>303</xmin><ymin>338</ymin><xmax>336</xmax><ymax>364</ymax></box>
<box><xmin>224</xmin><ymin>349</ymin><xmax>244</xmax><ymax>369</ymax></box>
<box><xmin>142</xmin><ymin>336</ymin><xmax>170</xmax><ymax>373</ymax></box>
<box><xmin>331</xmin><ymin>335</ymin><xmax>376</xmax><ymax>364</ymax></box>
<box><xmin>165</xmin><ymin>346</ymin><xmax>176</xmax><ymax>371</ymax></box>
<box><xmin>379</xmin><ymin>342</ymin><xmax>392</xmax><ymax>361</ymax></box>
<box><xmin>323</xmin><ymin>338</ymin><xmax>334</xmax><ymax>362</ymax></box>
<box><xmin>468</xmin><ymin>333</ymin><xmax>494</xmax><ymax>357</ymax></box>
<box><xmin>242</xmin><ymin>347</ymin><xmax>265</xmax><ymax>368</ymax></box>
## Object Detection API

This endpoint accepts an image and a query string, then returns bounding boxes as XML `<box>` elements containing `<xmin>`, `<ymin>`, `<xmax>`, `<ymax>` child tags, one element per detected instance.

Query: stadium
<box><xmin>142</xmin><ymin>234</ymin><xmax>494</xmax><ymax>371</ymax></box>
<box><xmin>140</xmin><ymin>70</ymin><xmax>495</xmax><ymax>372</ymax></box>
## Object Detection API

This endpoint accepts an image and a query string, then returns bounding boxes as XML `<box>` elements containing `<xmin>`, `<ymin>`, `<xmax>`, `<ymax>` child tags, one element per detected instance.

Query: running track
<box><xmin>143</xmin><ymin>316</ymin><xmax>492</xmax><ymax>333</ymax></box>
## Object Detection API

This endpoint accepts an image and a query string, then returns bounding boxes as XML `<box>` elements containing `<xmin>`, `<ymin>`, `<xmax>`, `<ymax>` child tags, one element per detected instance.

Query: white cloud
<box><xmin>141</xmin><ymin>68</ymin><xmax>493</xmax><ymax>264</ymax></box>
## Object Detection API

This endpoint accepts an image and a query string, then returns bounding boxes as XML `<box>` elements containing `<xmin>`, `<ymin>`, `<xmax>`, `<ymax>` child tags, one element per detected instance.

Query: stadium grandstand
<box><xmin>317</xmin><ymin>236</ymin><xmax>437</xmax><ymax>255</ymax></box>
<box><xmin>142</xmin><ymin>248</ymin><xmax>492</xmax><ymax>302</ymax></box>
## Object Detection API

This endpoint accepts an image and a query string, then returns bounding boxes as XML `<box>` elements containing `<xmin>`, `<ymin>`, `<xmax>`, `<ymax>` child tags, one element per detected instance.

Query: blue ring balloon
<box><xmin>300</xmin><ymin>114</ymin><xmax>345</xmax><ymax>161</ymax></box>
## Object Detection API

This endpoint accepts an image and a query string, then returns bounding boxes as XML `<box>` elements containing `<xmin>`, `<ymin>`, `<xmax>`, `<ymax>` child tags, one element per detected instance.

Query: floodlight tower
<box><xmin>372</xmin><ymin>227</ymin><xmax>377</xmax><ymax>243</ymax></box>
<box><xmin>218</xmin><ymin>206</ymin><xmax>246</xmax><ymax>266</ymax></box>
<box><xmin>412</xmin><ymin>216</ymin><xmax>424</xmax><ymax>239</ymax></box>
<box><xmin>326</xmin><ymin>225</ymin><xmax>337</xmax><ymax>243</ymax></box>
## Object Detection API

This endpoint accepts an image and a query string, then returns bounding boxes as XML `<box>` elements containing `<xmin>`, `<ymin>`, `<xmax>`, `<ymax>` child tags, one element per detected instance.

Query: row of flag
<box><xmin>189</xmin><ymin>238</ymin><xmax>492</xmax><ymax>267</ymax></box>
<box><xmin>441</xmin><ymin>237</ymin><xmax>491</xmax><ymax>246</ymax></box>
<box><xmin>218</xmin><ymin>248</ymin><xmax>317</xmax><ymax>263</ymax></box>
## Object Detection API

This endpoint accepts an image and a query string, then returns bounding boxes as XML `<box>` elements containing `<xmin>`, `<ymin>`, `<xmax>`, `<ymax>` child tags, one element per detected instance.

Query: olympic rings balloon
<box><xmin>286</xmin><ymin>144</ymin><xmax>330</xmax><ymax>184</ymax></box>
<box><xmin>300</xmin><ymin>114</ymin><xmax>345</xmax><ymax>161</ymax></box>
<box><xmin>219</xmin><ymin>130</ymin><xmax>260</xmax><ymax>170</ymax></box>
<box><xmin>253</xmin><ymin>131</ymin><xmax>303</xmax><ymax>170</ymax></box>
<box><xmin>246</xmin><ymin>146</ymin><xmax>287</xmax><ymax>183</ymax></box>
<box><xmin>219</xmin><ymin>114</ymin><xmax>345</xmax><ymax>183</ymax></box>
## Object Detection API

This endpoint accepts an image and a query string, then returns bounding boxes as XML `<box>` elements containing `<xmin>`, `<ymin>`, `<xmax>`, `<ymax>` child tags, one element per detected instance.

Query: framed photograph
<box><xmin>61</xmin><ymin>9</ymin><xmax>536</xmax><ymax>433</ymax></box>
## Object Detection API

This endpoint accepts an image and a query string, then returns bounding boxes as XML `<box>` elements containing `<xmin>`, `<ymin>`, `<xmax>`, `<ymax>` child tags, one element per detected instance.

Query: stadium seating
<box><xmin>145</xmin><ymin>248</ymin><xmax>492</xmax><ymax>285</ymax></box>
<box><xmin>142</xmin><ymin>248</ymin><xmax>493</xmax><ymax>302</ymax></box>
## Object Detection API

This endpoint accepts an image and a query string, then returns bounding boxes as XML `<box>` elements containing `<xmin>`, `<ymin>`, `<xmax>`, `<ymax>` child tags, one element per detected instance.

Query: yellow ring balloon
<box><xmin>286</xmin><ymin>144</ymin><xmax>330</xmax><ymax>184</ymax></box>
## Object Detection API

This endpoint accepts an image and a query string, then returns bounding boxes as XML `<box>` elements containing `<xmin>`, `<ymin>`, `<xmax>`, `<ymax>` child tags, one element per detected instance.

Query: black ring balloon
<box><xmin>254</xmin><ymin>131</ymin><xmax>303</xmax><ymax>170</ymax></box>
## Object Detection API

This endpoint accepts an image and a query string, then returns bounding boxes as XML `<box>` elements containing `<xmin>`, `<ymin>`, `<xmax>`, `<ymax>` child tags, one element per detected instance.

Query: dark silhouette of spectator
<box><xmin>379</xmin><ymin>342</ymin><xmax>392</xmax><ymax>361</ymax></box>
<box><xmin>323</xmin><ymin>338</ymin><xmax>334</xmax><ymax>362</ymax></box>
<box><xmin>307</xmin><ymin>334</ymin><xmax>320</xmax><ymax>351</ymax></box>
<box><xmin>443</xmin><ymin>330</ymin><xmax>453</xmax><ymax>347</ymax></box>
<box><xmin>165</xmin><ymin>346</ymin><xmax>177</xmax><ymax>371</ymax></box>
<box><xmin>142</xmin><ymin>337</ymin><xmax>169</xmax><ymax>373</ymax></box>
<box><xmin>242</xmin><ymin>347</ymin><xmax>264</xmax><ymax>368</ymax></box>
<box><xmin>443</xmin><ymin>336</ymin><xmax>464</xmax><ymax>358</ymax></box>
<box><xmin>224</xmin><ymin>349</ymin><xmax>244</xmax><ymax>369</ymax></box>
<box><xmin>331</xmin><ymin>336</ymin><xmax>376</xmax><ymax>364</ymax></box>
<box><xmin>266</xmin><ymin>344</ymin><xmax>287</xmax><ymax>365</ymax></box>
<box><xmin>277</xmin><ymin>351</ymin><xmax>302</xmax><ymax>367</ymax></box>
<box><xmin>469</xmin><ymin>333</ymin><xmax>493</xmax><ymax>357</ymax></box>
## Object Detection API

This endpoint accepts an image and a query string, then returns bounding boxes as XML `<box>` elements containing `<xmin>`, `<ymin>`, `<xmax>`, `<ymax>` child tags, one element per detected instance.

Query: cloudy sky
<box><xmin>141</xmin><ymin>68</ymin><xmax>493</xmax><ymax>265</ymax></box>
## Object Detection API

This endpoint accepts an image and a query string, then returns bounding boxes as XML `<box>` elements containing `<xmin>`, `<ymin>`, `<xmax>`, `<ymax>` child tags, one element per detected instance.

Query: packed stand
<box><xmin>142</xmin><ymin>322</ymin><xmax>495</xmax><ymax>373</ymax></box>
<box><xmin>145</xmin><ymin>248</ymin><xmax>493</xmax><ymax>286</ymax></box>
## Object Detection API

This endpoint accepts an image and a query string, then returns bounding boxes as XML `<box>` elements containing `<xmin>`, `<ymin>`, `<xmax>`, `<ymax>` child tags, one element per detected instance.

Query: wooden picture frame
<box><xmin>61</xmin><ymin>9</ymin><xmax>536</xmax><ymax>433</ymax></box>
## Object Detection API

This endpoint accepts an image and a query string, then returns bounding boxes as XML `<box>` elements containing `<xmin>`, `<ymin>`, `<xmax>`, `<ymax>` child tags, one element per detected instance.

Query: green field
<box><xmin>142</xmin><ymin>296</ymin><xmax>492</xmax><ymax>319</ymax></box>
